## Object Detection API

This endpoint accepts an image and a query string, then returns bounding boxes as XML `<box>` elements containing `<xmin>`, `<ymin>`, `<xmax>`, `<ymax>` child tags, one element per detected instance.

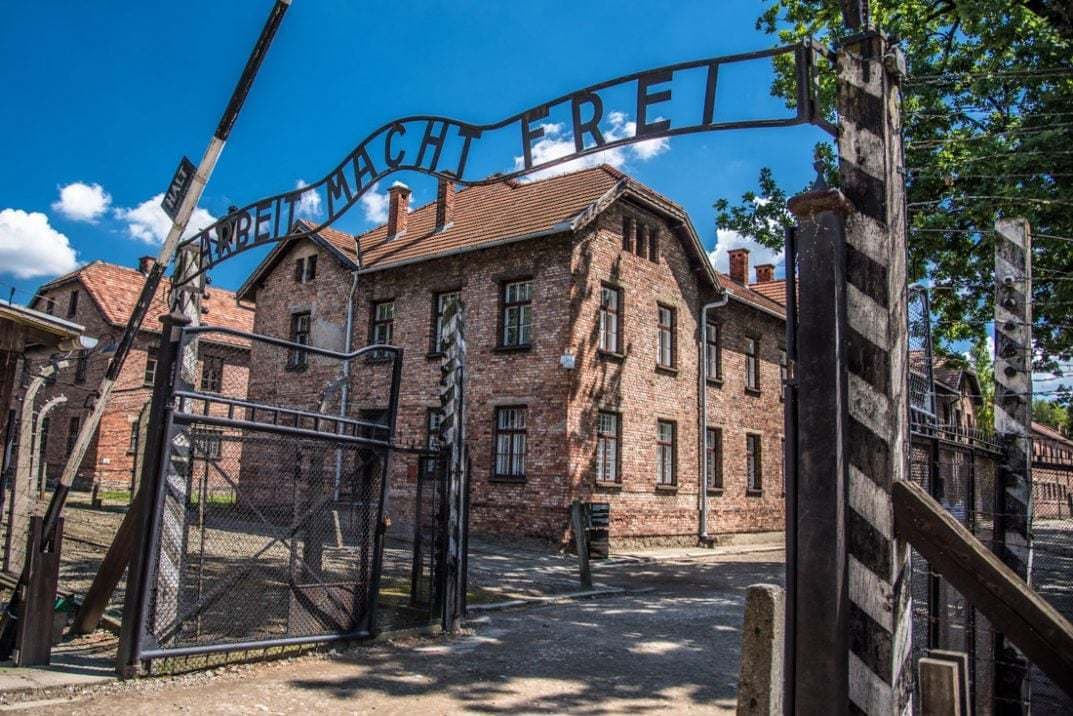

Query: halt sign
<box><xmin>160</xmin><ymin>156</ymin><xmax>196</xmax><ymax>220</ymax></box>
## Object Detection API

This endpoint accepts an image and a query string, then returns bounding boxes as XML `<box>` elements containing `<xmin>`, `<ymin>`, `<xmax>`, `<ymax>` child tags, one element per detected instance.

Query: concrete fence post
<box><xmin>736</xmin><ymin>583</ymin><xmax>785</xmax><ymax>716</ymax></box>
<box><xmin>992</xmin><ymin>217</ymin><xmax>1033</xmax><ymax>707</ymax></box>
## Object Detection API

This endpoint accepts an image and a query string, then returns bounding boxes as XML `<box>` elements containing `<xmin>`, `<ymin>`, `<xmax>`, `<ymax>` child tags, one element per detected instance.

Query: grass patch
<box><xmin>99</xmin><ymin>489</ymin><xmax>132</xmax><ymax>503</ymax></box>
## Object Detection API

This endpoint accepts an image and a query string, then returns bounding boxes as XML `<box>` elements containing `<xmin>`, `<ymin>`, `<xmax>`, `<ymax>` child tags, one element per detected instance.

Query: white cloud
<box><xmin>0</xmin><ymin>209</ymin><xmax>80</xmax><ymax>278</ymax></box>
<box><xmin>512</xmin><ymin>112</ymin><xmax>670</xmax><ymax>182</ymax></box>
<box><xmin>295</xmin><ymin>179</ymin><xmax>322</xmax><ymax>219</ymax></box>
<box><xmin>360</xmin><ymin>184</ymin><xmax>390</xmax><ymax>224</ymax></box>
<box><xmin>113</xmin><ymin>194</ymin><xmax>215</xmax><ymax>244</ymax></box>
<box><xmin>52</xmin><ymin>182</ymin><xmax>111</xmax><ymax>222</ymax></box>
<box><xmin>708</xmin><ymin>229</ymin><xmax>785</xmax><ymax>279</ymax></box>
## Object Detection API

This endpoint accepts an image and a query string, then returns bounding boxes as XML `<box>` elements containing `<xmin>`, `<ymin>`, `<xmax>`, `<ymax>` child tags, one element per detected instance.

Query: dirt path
<box><xmin>12</xmin><ymin>552</ymin><xmax>781</xmax><ymax>714</ymax></box>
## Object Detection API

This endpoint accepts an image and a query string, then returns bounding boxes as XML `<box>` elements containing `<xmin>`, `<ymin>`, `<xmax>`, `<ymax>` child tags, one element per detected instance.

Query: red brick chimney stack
<box><xmin>387</xmin><ymin>182</ymin><xmax>411</xmax><ymax>238</ymax></box>
<box><xmin>435</xmin><ymin>179</ymin><xmax>455</xmax><ymax>231</ymax></box>
<box><xmin>728</xmin><ymin>248</ymin><xmax>749</xmax><ymax>284</ymax></box>
<box><xmin>755</xmin><ymin>264</ymin><xmax>774</xmax><ymax>284</ymax></box>
<box><xmin>138</xmin><ymin>256</ymin><xmax>154</xmax><ymax>275</ymax></box>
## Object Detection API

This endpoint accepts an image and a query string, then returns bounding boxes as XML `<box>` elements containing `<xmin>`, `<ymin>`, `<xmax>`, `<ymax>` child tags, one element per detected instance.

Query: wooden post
<box><xmin>992</xmin><ymin>217</ymin><xmax>1033</xmax><ymax>708</ymax></box>
<box><xmin>787</xmin><ymin>179</ymin><xmax>852</xmax><ymax>712</ymax></box>
<box><xmin>836</xmin><ymin>30</ymin><xmax>913</xmax><ymax>714</ymax></box>
<box><xmin>15</xmin><ymin>516</ymin><xmax>64</xmax><ymax>666</ymax></box>
<box><xmin>570</xmin><ymin>501</ymin><xmax>593</xmax><ymax>591</ymax></box>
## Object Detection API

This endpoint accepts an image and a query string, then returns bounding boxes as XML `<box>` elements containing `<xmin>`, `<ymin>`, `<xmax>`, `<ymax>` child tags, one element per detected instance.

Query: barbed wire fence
<box><xmin>902</xmin><ymin>64</ymin><xmax>1073</xmax><ymax>713</ymax></box>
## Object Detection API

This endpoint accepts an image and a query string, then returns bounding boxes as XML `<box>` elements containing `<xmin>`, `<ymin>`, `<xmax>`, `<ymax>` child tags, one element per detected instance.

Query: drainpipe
<box><xmin>334</xmin><ymin>270</ymin><xmax>360</xmax><ymax>500</ymax></box>
<box><xmin>699</xmin><ymin>292</ymin><xmax>730</xmax><ymax>542</ymax></box>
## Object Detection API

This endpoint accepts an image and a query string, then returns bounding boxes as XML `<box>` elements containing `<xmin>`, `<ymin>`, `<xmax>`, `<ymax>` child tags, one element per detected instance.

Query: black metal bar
<box><xmin>139</xmin><ymin>628</ymin><xmax>372</xmax><ymax>660</ymax></box>
<box><xmin>782</xmin><ymin>225</ymin><xmax>799</xmax><ymax>716</ymax></box>
<box><xmin>170</xmin><ymin>411</ymin><xmax>392</xmax><ymax>448</ymax></box>
<box><xmin>214</xmin><ymin>0</ymin><xmax>291</xmax><ymax>141</ymax></box>
<box><xmin>171</xmin><ymin>390</ymin><xmax>388</xmax><ymax>433</ymax></box>
<box><xmin>180</xmin><ymin>325</ymin><xmax>402</xmax><ymax>363</ymax></box>
<box><xmin>116</xmin><ymin>311</ymin><xmax>189</xmax><ymax>676</ymax></box>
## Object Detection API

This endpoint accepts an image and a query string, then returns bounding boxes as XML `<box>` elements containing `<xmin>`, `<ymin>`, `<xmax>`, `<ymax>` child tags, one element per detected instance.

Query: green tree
<box><xmin>970</xmin><ymin>338</ymin><xmax>995</xmax><ymax>433</ymax></box>
<box><xmin>716</xmin><ymin>1</ymin><xmax>1073</xmax><ymax>377</ymax></box>
<box><xmin>1034</xmin><ymin>398</ymin><xmax>1071</xmax><ymax>433</ymax></box>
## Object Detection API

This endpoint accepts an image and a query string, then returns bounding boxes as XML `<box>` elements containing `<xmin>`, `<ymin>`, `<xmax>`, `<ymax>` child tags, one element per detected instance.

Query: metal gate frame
<box><xmin>118</xmin><ymin>316</ymin><xmax>404</xmax><ymax>670</ymax></box>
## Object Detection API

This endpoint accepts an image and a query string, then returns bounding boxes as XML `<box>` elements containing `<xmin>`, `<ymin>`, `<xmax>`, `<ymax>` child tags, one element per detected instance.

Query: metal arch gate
<box><xmin>122</xmin><ymin>322</ymin><xmax>444</xmax><ymax>664</ymax></box>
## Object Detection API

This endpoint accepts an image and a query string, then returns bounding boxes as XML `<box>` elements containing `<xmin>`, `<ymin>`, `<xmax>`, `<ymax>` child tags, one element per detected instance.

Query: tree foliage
<box><xmin>716</xmin><ymin>1</ymin><xmax>1073</xmax><ymax>384</ymax></box>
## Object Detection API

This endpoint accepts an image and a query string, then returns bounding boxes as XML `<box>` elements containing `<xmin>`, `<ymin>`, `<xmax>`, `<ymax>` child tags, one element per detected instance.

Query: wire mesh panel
<box><xmin>1027</xmin><ymin>434</ymin><xmax>1073</xmax><ymax>713</ymax></box>
<box><xmin>135</xmin><ymin>326</ymin><xmax>404</xmax><ymax>658</ymax></box>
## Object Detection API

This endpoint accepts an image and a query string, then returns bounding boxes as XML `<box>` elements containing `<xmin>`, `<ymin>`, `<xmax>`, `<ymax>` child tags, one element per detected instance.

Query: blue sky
<box><xmin>0</xmin><ymin>1</ymin><xmax>822</xmax><ymax>303</ymax></box>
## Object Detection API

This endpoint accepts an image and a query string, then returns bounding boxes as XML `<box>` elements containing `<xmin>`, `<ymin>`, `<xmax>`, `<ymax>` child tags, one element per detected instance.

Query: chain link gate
<box><xmin>121</xmin><ymin>323</ymin><xmax>418</xmax><ymax>663</ymax></box>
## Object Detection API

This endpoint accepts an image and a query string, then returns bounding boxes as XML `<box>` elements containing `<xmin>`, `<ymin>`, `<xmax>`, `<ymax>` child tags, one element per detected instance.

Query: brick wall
<box><xmin>242</xmin><ymin>198</ymin><xmax>786</xmax><ymax>547</ymax></box>
<box><xmin>29</xmin><ymin>279</ymin><xmax>250</xmax><ymax>492</ymax></box>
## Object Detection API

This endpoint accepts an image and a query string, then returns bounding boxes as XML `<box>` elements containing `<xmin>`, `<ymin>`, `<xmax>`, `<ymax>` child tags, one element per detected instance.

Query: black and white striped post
<box><xmin>786</xmin><ymin>28</ymin><xmax>914</xmax><ymax>714</ymax></box>
<box><xmin>992</xmin><ymin>217</ymin><xmax>1033</xmax><ymax>709</ymax></box>
<box><xmin>836</xmin><ymin>30</ymin><xmax>913</xmax><ymax>715</ymax></box>
<box><xmin>438</xmin><ymin>298</ymin><xmax>467</xmax><ymax>631</ymax></box>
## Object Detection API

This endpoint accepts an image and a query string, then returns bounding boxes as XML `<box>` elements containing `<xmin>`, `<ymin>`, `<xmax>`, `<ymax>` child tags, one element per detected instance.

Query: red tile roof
<box><xmin>749</xmin><ymin>279</ymin><xmax>788</xmax><ymax>306</ymax></box>
<box><xmin>35</xmin><ymin>261</ymin><xmax>254</xmax><ymax>347</ymax></box>
<box><xmin>355</xmin><ymin>166</ymin><xmax>629</xmax><ymax>270</ymax></box>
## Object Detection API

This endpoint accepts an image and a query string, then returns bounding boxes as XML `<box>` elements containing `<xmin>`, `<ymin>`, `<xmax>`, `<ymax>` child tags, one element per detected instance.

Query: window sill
<box><xmin>655</xmin><ymin>484</ymin><xmax>678</xmax><ymax>493</ymax></box>
<box><xmin>284</xmin><ymin>364</ymin><xmax>309</xmax><ymax>373</ymax></box>
<box><xmin>426</xmin><ymin>351</ymin><xmax>445</xmax><ymax>360</ymax></box>
<box><xmin>706</xmin><ymin>377</ymin><xmax>723</xmax><ymax>387</ymax></box>
<box><xmin>706</xmin><ymin>488</ymin><xmax>724</xmax><ymax>497</ymax></box>
<box><xmin>594</xmin><ymin>480</ymin><xmax>623</xmax><ymax>490</ymax></box>
<box><xmin>493</xmin><ymin>344</ymin><xmax>532</xmax><ymax>354</ymax></box>
<box><xmin>744</xmin><ymin>387</ymin><xmax>762</xmax><ymax>397</ymax></box>
<box><xmin>490</xmin><ymin>475</ymin><xmax>527</xmax><ymax>484</ymax></box>
<box><xmin>655</xmin><ymin>365</ymin><xmax>678</xmax><ymax>376</ymax></box>
<box><xmin>746</xmin><ymin>489</ymin><xmax>764</xmax><ymax>497</ymax></box>
<box><xmin>597</xmin><ymin>350</ymin><xmax>625</xmax><ymax>362</ymax></box>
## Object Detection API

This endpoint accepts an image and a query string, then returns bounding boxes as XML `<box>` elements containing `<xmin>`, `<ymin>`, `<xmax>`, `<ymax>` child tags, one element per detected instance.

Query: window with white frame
<box><xmin>500</xmin><ymin>280</ymin><xmax>532</xmax><ymax>348</ymax></box>
<box><xmin>597</xmin><ymin>411</ymin><xmax>621</xmax><ymax>483</ymax></box>
<box><xmin>745</xmin><ymin>337</ymin><xmax>760</xmax><ymax>391</ymax></box>
<box><xmin>657</xmin><ymin>305</ymin><xmax>676</xmax><ymax>368</ymax></box>
<box><xmin>657</xmin><ymin>420</ymin><xmax>676</xmax><ymax>486</ymax></box>
<box><xmin>599</xmin><ymin>285</ymin><xmax>622</xmax><ymax>353</ymax></box>
<box><xmin>493</xmin><ymin>406</ymin><xmax>527</xmax><ymax>479</ymax></box>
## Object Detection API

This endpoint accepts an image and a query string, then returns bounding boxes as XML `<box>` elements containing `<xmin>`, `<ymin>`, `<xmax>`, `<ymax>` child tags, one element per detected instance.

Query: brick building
<box><xmin>27</xmin><ymin>259</ymin><xmax>254</xmax><ymax>491</ymax></box>
<box><xmin>237</xmin><ymin>165</ymin><xmax>788</xmax><ymax>546</ymax></box>
<box><xmin>1032</xmin><ymin>421</ymin><xmax>1073</xmax><ymax>520</ymax></box>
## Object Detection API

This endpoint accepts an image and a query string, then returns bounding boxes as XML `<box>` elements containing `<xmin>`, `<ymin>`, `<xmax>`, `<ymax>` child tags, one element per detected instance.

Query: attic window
<box><xmin>294</xmin><ymin>255</ymin><xmax>317</xmax><ymax>283</ymax></box>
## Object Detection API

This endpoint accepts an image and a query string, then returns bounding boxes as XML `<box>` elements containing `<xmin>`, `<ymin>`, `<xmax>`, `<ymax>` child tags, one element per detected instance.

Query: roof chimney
<box><xmin>138</xmin><ymin>256</ymin><xmax>155</xmax><ymax>275</ymax></box>
<box><xmin>435</xmin><ymin>179</ymin><xmax>455</xmax><ymax>232</ymax></box>
<box><xmin>387</xmin><ymin>182</ymin><xmax>411</xmax><ymax>238</ymax></box>
<box><xmin>728</xmin><ymin>248</ymin><xmax>749</xmax><ymax>284</ymax></box>
<box><xmin>755</xmin><ymin>263</ymin><xmax>774</xmax><ymax>284</ymax></box>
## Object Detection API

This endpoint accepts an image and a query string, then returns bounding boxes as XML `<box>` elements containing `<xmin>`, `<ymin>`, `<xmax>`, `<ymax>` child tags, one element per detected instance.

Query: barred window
<box><xmin>501</xmin><ymin>280</ymin><xmax>532</xmax><ymax>348</ymax></box>
<box><xmin>494</xmin><ymin>406</ymin><xmax>527</xmax><ymax>479</ymax></box>
<box><xmin>657</xmin><ymin>420</ymin><xmax>676</xmax><ymax>486</ymax></box>
<box><xmin>201</xmin><ymin>354</ymin><xmax>224</xmax><ymax>393</ymax></box>
<box><xmin>657</xmin><ymin>305</ymin><xmax>676</xmax><ymax>369</ymax></box>
<box><xmin>706</xmin><ymin>427</ymin><xmax>723</xmax><ymax>491</ymax></box>
<box><xmin>747</xmin><ymin>434</ymin><xmax>762</xmax><ymax>492</ymax></box>
<box><xmin>599</xmin><ymin>285</ymin><xmax>622</xmax><ymax>354</ymax></box>
<box><xmin>597</xmin><ymin>411</ymin><xmax>621</xmax><ymax>483</ymax></box>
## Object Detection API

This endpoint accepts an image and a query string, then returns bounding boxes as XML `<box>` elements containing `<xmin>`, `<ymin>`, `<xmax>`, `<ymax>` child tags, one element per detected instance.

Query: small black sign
<box><xmin>161</xmin><ymin>156</ymin><xmax>196</xmax><ymax>221</ymax></box>
<box><xmin>588</xmin><ymin>502</ymin><xmax>610</xmax><ymax>529</ymax></box>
